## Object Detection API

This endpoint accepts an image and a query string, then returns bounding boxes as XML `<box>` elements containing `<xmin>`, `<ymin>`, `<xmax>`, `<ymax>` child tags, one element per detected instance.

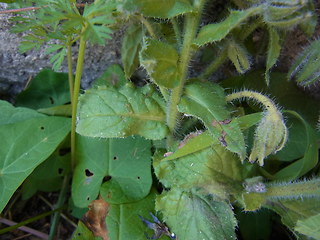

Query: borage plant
<box><xmin>0</xmin><ymin>0</ymin><xmax>320</xmax><ymax>239</ymax></box>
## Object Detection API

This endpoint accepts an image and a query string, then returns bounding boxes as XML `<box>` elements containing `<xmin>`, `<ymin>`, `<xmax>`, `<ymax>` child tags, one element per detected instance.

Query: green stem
<box><xmin>0</xmin><ymin>207</ymin><xmax>65</xmax><ymax>234</ymax></box>
<box><xmin>67</xmin><ymin>40</ymin><xmax>74</xmax><ymax>103</ymax></box>
<box><xmin>171</xmin><ymin>17</ymin><xmax>182</xmax><ymax>49</ymax></box>
<box><xmin>71</xmin><ymin>35</ymin><xmax>87</xmax><ymax>169</ymax></box>
<box><xmin>48</xmin><ymin>175</ymin><xmax>70</xmax><ymax>240</ymax></box>
<box><xmin>266</xmin><ymin>178</ymin><xmax>320</xmax><ymax>200</ymax></box>
<box><xmin>200</xmin><ymin>47</ymin><xmax>228</xmax><ymax>79</ymax></box>
<box><xmin>166</xmin><ymin>1</ymin><xmax>206</xmax><ymax>135</ymax></box>
<box><xmin>226</xmin><ymin>90</ymin><xmax>279</xmax><ymax>115</ymax></box>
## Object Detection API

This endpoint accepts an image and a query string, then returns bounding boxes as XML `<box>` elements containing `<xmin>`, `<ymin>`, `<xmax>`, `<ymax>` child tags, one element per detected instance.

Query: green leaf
<box><xmin>154</xmin><ymin>141</ymin><xmax>243</xmax><ymax>198</ymax></box>
<box><xmin>15</xmin><ymin>69</ymin><xmax>70</xmax><ymax>110</ymax></box>
<box><xmin>106</xmin><ymin>190</ymin><xmax>167</xmax><ymax>240</ymax></box>
<box><xmin>82</xmin><ymin>0</ymin><xmax>115</xmax><ymax>45</ymax></box>
<box><xmin>265</xmin><ymin>27</ymin><xmax>281</xmax><ymax>85</ymax></box>
<box><xmin>72</xmin><ymin>221</ymin><xmax>101</xmax><ymax>240</ymax></box>
<box><xmin>266</xmin><ymin>198</ymin><xmax>320</xmax><ymax>231</ymax></box>
<box><xmin>72</xmin><ymin>135</ymin><xmax>152</xmax><ymax>207</ymax></box>
<box><xmin>262</xmin><ymin>111</ymin><xmax>318</xmax><ymax>180</ymax></box>
<box><xmin>295</xmin><ymin>213</ymin><xmax>320</xmax><ymax>239</ymax></box>
<box><xmin>76</xmin><ymin>84</ymin><xmax>168</xmax><ymax>140</ymax></box>
<box><xmin>194</xmin><ymin>7</ymin><xmax>261</xmax><ymax>46</ymax></box>
<box><xmin>93</xmin><ymin>64</ymin><xmax>127</xmax><ymax>88</ymax></box>
<box><xmin>178</xmin><ymin>81</ymin><xmax>246</xmax><ymax>160</ymax></box>
<box><xmin>156</xmin><ymin>188</ymin><xmax>237</xmax><ymax>240</ymax></box>
<box><xmin>288</xmin><ymin>39</ymin><xmax>320</xmax><ymax>86</ymax></box>
<box><xmin>48</xmin><ymin>46</ymin><xmax>67</xmax><ymax>71</ymax></box>
<box><xmin>37</xmin><ymin>104</ymin><xmax>72</xmax><ymax>117</ymax></box>
<box><xmin>162</xmin><ymin>113</ymin><xmax>261</xmax><ymax>162</ymax></box>
<box><xmin>121</xmin><ymin>24</ymin><xmax>145</xmax><ymax>79</ymax></box>
<box><xmin>21</xmin><ymin>141</ymin><xmax>71</xmax><ymax>199</ymax></box>
<box><xmin>0</xmin><ymin>100</ymin><xmax>43</xmax><ymax>124</ymax></box>
<box><xmin>122</xmin><ymin>0</ymin><xmax>193</xmax><ymax>18</ymax></box>
<box><xmin>140</xmin><ymin>38</ymin><xmax>180</xmax><ymax>88</ymax></box>
<box><xmin>0</xmin><ymin>114</ymin><xmax>70</xmax><ymax>213</ymax></box>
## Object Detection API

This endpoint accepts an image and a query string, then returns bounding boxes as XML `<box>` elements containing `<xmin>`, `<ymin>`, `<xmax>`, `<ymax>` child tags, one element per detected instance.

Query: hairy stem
<box><xmin>166</xmin><ymin>0</ymin><xmax>206</xmax><ymax>136</ymax></box>
<box><xmin>140</xmin><ymin>15</ymin><xmax>157</xmax><ymax>38</ymax></box>
<box><xmin>266</xmin><ymin>178</ymin><xmax>320</xmax><ymax>200</ymax></box>
<box><xmin>71</xmin><ymin>35</ymin><xmax>86</xmax><ymax>169</ymax></box>
<box><xmin>171</xmin><ymin>17</ymin><xmax>182</xmax><ymax>49</ymax></box>
<box><xmin>226</xmin><ymin>90</ymin><xmax>279</xmax><ymax>115</ymax></box>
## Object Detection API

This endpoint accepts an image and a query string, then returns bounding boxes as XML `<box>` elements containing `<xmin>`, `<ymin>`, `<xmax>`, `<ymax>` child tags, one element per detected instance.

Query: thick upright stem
<box><xmin>67</xmin><ymin>42</ymin><xmax>74</xmax><ymax>103</ymax></box>
<box><xmin>71</xmin><ymin>36</ymin><xmax>86</xmax><ymax>169</ymax></box>
<box><xmin>166</xmin><ymin>0</ymin><xmax>206</xmax><ymax>135</ymax></box>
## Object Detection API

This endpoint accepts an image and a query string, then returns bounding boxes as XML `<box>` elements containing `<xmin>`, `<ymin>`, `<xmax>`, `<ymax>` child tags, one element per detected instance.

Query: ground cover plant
<box><xmin>0</xmin><ymin>0</ymin><xmax>320</xmax><ymax>239</ymax></box>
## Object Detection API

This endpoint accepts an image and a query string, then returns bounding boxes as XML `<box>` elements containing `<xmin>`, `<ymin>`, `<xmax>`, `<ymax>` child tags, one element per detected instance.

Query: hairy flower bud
<box><xmin>249</xmin><ymin>110</ymin><xmax>288</xmax><ymax>166</ymax></box>
<box><xmin>263</xmin><ymin>0</ymin><xmax>311</xmax><ymax>28</ymax></box>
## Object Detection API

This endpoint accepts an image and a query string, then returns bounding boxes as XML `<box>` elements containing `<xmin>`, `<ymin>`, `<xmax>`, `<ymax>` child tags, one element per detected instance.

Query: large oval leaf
<box><xmin>0</xmin><ymin>102</ymin><xmax>70</xmax><ymax>213</ymax></box>
<box><xmin>76</xmin><ymin>84</ymin><xmax>168</xmax><ymax>140</ymax></box>
<box><xmin>156</xmin><ymin>188</ymin><xmax>237</xmax><ymax>240</ymax></box>
<box><xmin>178</xmin><ymin>81</ymin><xmax>246</xmax><ymax>160</ymax></box>
<box><xmin>72</xmin><ymin>135</ymin><xmax>152</xmax><ymax>207</ymax></box>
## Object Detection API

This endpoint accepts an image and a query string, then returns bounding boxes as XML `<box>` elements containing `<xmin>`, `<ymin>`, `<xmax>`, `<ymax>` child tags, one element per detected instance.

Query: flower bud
<box><xmin>263</xmin><ymin>0</ymin><xmax>311</xmax><ymax>28</ymax></box>
<box><xmin>249</xmin><ymin>110</ymin><xmax>288</xmax><ymax>166</ymax></box>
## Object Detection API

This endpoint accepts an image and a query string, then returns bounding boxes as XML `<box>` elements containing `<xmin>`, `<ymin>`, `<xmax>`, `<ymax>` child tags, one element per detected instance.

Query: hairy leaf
<box><xmin>122</xmin><ymin>0</ymin><xmax>193</xmax><ymax>18</ymax></box>
<box><xmin>288</xmin><ymin>39</ymin><xmax>320</xmax><ymax>86</ymax></box>
<box><xmin>156</xmin><ymin>189</ymin><xmax>237</xmax><ymax>240</ymax></box>
<box><xmin>15</xmin><ymin>69</ymin><xmax>70</xmax><ymax>110</ymax></box>
<box><xmin>265</xmin><ymin>27</ymin><xmax>281</xmax><ymax>85</ymax></box>
<box><xmin>122</xmin><ymin>24</ymin><xmax>145</xmax><ymax>79</ymax></box>
<box><xmin>0</xmin><ymin>104</ymin><xmax>70</xmax><ymax>213</ymax></box>
<box><xmin>72</xmin><ymin>135</ymin><xmax>152</xmax><ymax>207</ymax></box>
<box><xmin>106</xmin><ymin>190</ymin><xmax>166</xmax><ymax>240</ymax></box>
<box><xmin>76</xmin><ymin>84</ymin><xmax>168</xmax><ymax>140</ymax></box>
<box><xmin>140</xmin><ymin>38</ymin><xmax>180</xmax><ymax>88</ymax></box>
<box><xmin>155</xmin><ymin>143</ymin><xmax>243</xmax><ymax>199</ymax></box>
<box><xmin>266</xmin><ymin>199</ymin><xmax>320</xmax><ymax>232</ymax></box>
<box><xmin>178</xmin><ymin>82</ymin><xmax>246</xmax><ymax>160</ymax></box>
<box><xmin>295</xmin><ymin>213</ymin><xmax>320</xmax><ymax>239</ymax></box>
<box><xmin>194</xmin><ymin>7</ymin><xmax>261</xmax><ymax>46</ymax></box>
<box><xmin>93</xmin><ymin>64</ymin><xmax>127</xmax><ymax>88</ymax></box>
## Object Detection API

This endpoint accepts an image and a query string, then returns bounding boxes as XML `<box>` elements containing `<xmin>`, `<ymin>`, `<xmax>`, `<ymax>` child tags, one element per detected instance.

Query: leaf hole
<box><xmin>49</xmin><ymin>97</ymin><xmax>54</xmax><ymax>104</ymax></box>
<box><xmin>85</xmin><ymin>169</ymin><xmax>94</xmax><ymax>177</ymax></box>
<box><xmin>103</xmin><ymin>175</ymin><xmax>112</xmax><ymax>182</ymax></box>
<box><xmin>40</xmin><ymin>126</ymin><xmax>45</xmax><ymax>130</ymax></box>
<box><xmin>137</xmin><ymin>176</ymin><xmax>140</xmax><ymax>180</ymax></box>
<box><xmin>113</xmin><ymin>156</ymin><xmax>118</xmax><ymax>160</ymax></box>
<box><xmin>87</xmin><ymin>197</ymin><xmax>90</xmax><ymax>201</ymax></box>
<box><xmin>59</xmin><ymin>147</ymin><xmax>70</xmax><ymax>156</ymax></box>
<box><xmin>77</xmin><ymin>233</ymin><xmax>81</xmax><ymax>236</ymax></box>
<box><xmin>58</xmin><ymin>168</ymin><xmax>63</xmax><ymax>175</ymax></box>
